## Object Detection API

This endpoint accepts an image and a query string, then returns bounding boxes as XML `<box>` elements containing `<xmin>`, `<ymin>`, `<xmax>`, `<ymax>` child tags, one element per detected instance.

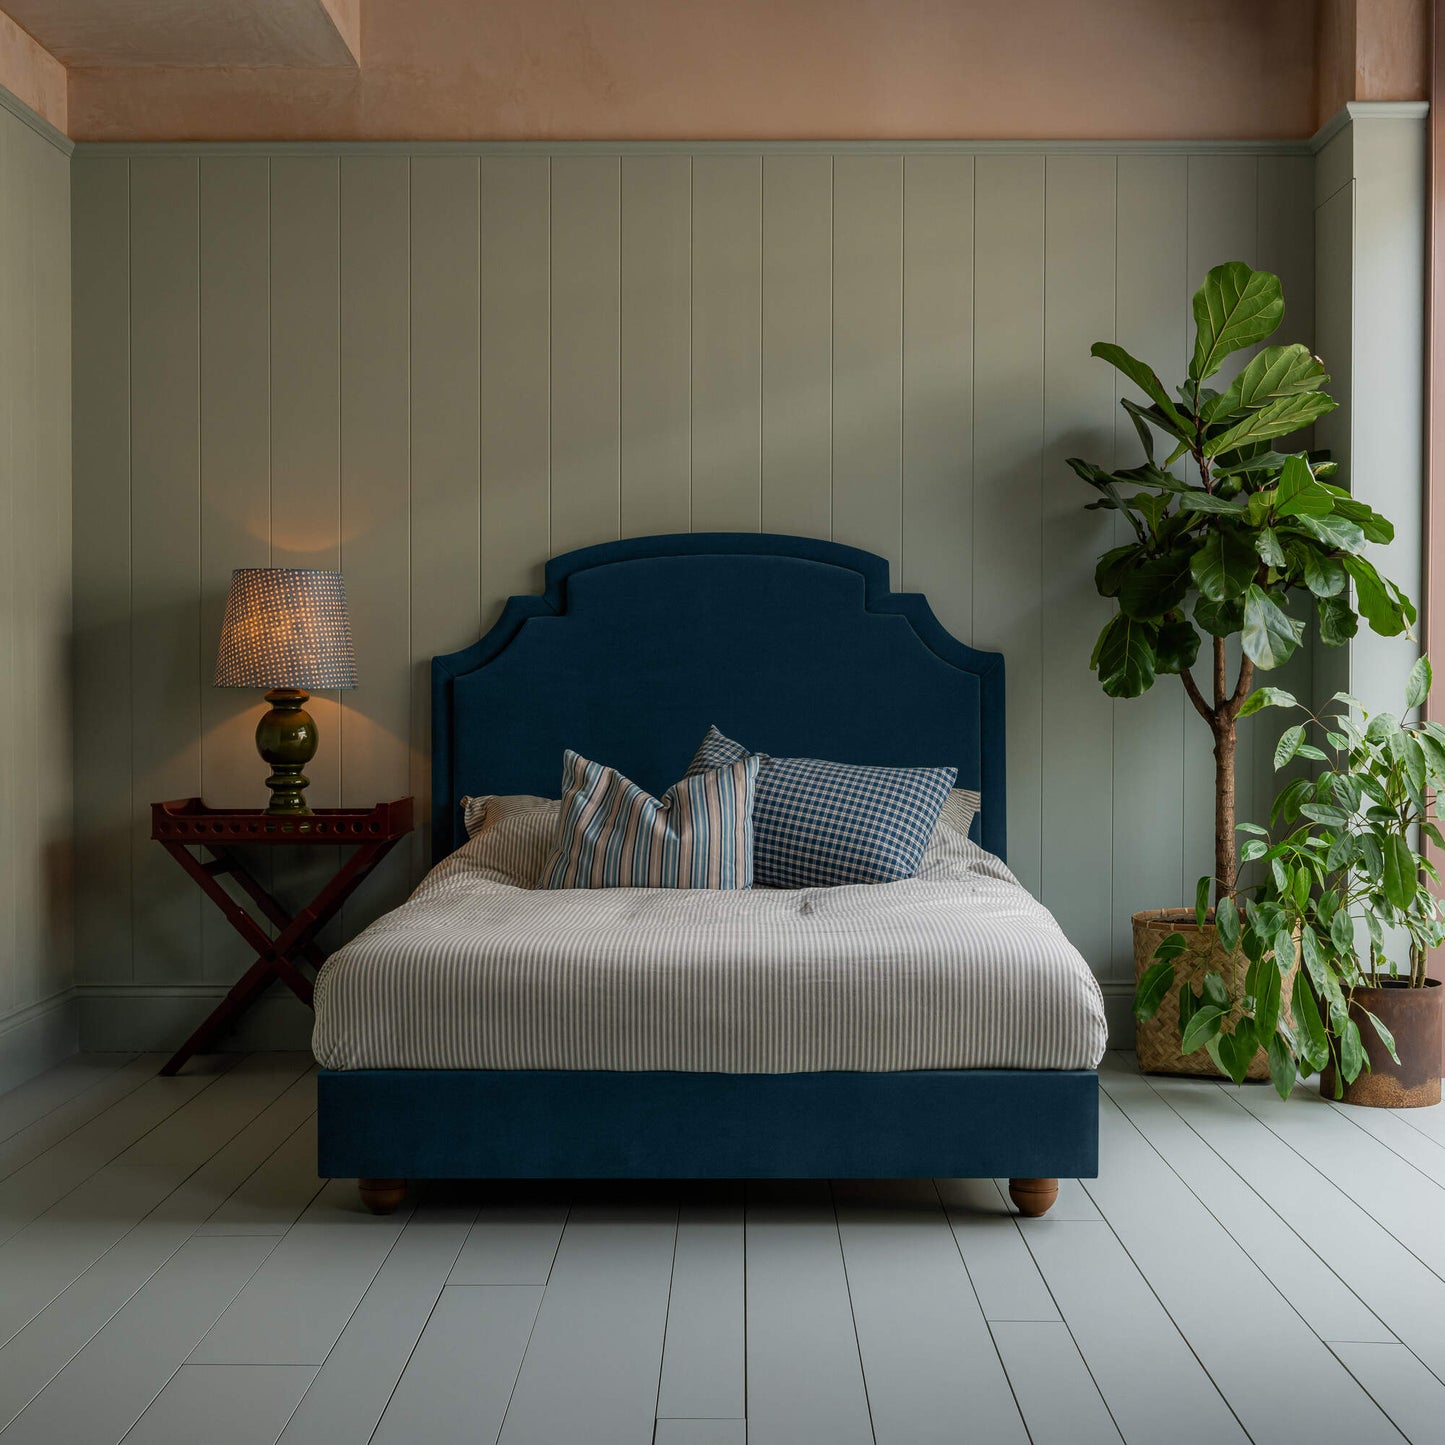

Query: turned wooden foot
<box><xmin>1008</xmin><ymin>1177</ymin><xmax>1059</xmax><ymax>1217</ymax></box>
<box><xmin>358</xmin><ymin>1178</ymin><xmax>407</xmax><ymax>1214</ymax></box>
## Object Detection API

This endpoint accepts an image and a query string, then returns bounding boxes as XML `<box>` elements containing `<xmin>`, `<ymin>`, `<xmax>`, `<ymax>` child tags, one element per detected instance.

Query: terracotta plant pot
<box><xmin>1132</xmin><ymin>909</ymin><xmax>1297</xmax><ymax>1080</ymax></box>
<box><xmin>1322</xmin><ymin>978</ymin><xmax>1443</xmax><ymax>1108</ymax></box>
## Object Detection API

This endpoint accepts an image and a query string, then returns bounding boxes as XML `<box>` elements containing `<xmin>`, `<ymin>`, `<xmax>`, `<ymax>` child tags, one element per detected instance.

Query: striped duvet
<box><xmin>312</xmin><ymin>818</ymin><xmax>1108</xmax><ymax>1074</ymax></box>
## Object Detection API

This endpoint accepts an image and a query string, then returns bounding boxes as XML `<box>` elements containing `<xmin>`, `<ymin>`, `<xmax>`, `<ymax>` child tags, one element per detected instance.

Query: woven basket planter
<box><xmin>1132</xmin><ymin>909</ymin><xmax>1297</xmax><ymax>1080</ymax></box>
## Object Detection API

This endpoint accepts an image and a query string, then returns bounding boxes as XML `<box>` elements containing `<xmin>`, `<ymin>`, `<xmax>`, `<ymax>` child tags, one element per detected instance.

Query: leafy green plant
<box><xmin>1134</xmin><ymin>658</ymin><xmax>1445</xmax><ymax>1098</ymax></box>
<box><xmin>1073</xmin><ymin>262</ymin><xmax>1413</xmax><ymax>902</ymax></box>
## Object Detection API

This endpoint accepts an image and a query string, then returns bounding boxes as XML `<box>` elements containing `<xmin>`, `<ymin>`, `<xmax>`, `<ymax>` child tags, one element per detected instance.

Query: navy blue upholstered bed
<box><xmin>316</xmin><ymin>533</ymin><xmax>1098</xmax><ymax>1216</ymax></box>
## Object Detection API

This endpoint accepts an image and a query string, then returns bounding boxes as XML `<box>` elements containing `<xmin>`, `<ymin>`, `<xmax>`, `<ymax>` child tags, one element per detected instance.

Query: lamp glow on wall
<box><xmin>213</xmin><ymin>568</ymin><xmax>357</xmax><ymax>815</ymax></box>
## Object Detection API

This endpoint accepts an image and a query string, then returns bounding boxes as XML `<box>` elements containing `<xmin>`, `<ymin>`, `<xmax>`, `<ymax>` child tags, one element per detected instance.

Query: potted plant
<box><xmin>1136</xmin><ymin>659</ymin><xmax>1445</xmax><ymax>1106</ymax></box>
<box><xmin>1072</xmin><ymin>260</ymin><xmax>1413</xmax><ymax>1075</ymax></box>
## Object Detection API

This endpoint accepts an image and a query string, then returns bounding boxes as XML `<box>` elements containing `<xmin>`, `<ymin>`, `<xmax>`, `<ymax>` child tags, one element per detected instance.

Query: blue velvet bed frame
<box><xmin>317</xmin><ymin>533</ymin><xmax>1098</xmax><ymax>1213</ymax></box>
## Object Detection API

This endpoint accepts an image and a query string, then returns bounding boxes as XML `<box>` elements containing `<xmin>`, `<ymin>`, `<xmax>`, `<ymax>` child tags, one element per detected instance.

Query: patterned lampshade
<box><xmin>213</xmin><ymin>568</ymin><xmax>357</xmax><ymax>691</ymax></box>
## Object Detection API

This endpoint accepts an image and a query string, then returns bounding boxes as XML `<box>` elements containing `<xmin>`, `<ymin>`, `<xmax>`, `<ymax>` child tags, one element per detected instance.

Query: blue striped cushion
<box><xmin>686</xmin><ymin>726</ymin><xmax>955</xmax><ymax>888</ymax></box>
<box><xmin>536</xmin><ymin>749</ymin><xmax>759</xmax><ymax>890</ymax></box>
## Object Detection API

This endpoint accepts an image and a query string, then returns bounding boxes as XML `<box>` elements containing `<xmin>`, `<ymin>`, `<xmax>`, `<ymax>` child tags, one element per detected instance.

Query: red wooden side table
<box><xmin>150</xmin><ymin>797</ymin><xmax>414</xmax><ymax>1076</ymax></box>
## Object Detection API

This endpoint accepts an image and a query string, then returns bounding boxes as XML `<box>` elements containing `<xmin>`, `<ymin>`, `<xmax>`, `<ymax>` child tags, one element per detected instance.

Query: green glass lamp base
<box><xmin>257</xmin><ymin>688</ymin><xmax>319</xmax><ymax>815</ymax></box>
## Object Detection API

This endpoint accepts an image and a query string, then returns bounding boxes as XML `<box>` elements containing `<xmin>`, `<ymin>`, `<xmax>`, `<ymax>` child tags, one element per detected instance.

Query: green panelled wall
<box><xmin>69</xmin><ymin>142</ymin><xmax>1318</xmax><ymax>1046</ymax></box>
<box><xmin>0</xmin><ymin>97</ymin><xmax>72</xmax><ymax>1087</ymax></box>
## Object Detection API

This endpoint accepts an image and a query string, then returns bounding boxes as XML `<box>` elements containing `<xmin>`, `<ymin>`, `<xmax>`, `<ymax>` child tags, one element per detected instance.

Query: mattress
<box><xmin>312</xmin><ymin>823</ymin><xmax>1109</xmax><ymax>1074</ymax></box>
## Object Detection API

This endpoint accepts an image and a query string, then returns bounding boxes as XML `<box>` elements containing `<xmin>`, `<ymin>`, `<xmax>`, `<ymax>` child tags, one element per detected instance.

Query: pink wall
<box><xmin>64</xmin><ymin>0</ymin><xmax>1326</xmax><ymax>142</ymax></box>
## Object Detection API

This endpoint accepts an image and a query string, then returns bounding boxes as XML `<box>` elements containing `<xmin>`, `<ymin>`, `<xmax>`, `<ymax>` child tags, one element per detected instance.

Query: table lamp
<box><xmin>213</xmin><ymin>568</ymin><xmax>357</xmax><ymax>815</ymax></box>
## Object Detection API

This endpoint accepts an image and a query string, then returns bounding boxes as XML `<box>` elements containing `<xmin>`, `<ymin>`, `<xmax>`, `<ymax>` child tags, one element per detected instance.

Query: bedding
<box><xmin>685</xmin><ymin>725</ymin><xmax>956</xmax><ymax>888</ymax></box>
<box><xmin>536</xmin><ymin>749</ymin><xmax>758</xmax><ymax>890</ymax></box>
<box><xmin>312</xmin><ymin>814</ymin><xmax>1108</xmax><ymax>1074</ymax></box>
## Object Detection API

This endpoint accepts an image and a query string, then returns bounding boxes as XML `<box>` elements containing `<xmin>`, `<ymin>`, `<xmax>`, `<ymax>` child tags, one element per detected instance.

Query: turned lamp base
<box><xmin>257</xmin><ymin>688</ymin><xmax>319</xmax><ymax>815</ymax></box>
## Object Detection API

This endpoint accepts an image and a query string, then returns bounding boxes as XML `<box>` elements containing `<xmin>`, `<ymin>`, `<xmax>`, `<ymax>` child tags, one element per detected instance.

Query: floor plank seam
<box><xmin>1116</xmin><ymin>1071</ymin><xmax>1395</xmax><ymax>1350</ymax></box>
<box><xmin>649</xmin><ymin>1192</ymin><xmax>683</xmax><ymax>1440</ymax></box>
<box><xmin>1321</xmin><ymin>1092</ymin><xmax>1445</xmax><ymax>1191</ymax></box>
<box><xmin>827</xmin><ymin>1179</ymin><xmax>880</xmax><ymax>1445</ymax></box>
<box><xmin>0</xmin><ymin>1054</ymin><xmax>142</xmax><ymax>1153</ymax></box>
<box><xmin>931</xmin><ymin>1176</ymin><xmax>1043</xmax><ymax>1443</ymax></box>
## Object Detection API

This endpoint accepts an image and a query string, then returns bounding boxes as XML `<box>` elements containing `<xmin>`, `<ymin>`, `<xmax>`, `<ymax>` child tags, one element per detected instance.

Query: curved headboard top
<box><xmin>432</xmin><ymin>533</ymin><xmax>1005</xmax><ymax>861</ymax></box>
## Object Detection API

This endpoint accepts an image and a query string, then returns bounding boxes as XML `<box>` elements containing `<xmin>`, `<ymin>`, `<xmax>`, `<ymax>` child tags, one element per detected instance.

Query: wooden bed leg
<box><xmin>358</xmin><ymin>1178</ymin><xmax>407</xmax><ymax>1215</ymax></box>
<box><xmin>1008</xmin><ymin>1177</ymin><xmax>1059</xmax><ymax>1217</ymax></box>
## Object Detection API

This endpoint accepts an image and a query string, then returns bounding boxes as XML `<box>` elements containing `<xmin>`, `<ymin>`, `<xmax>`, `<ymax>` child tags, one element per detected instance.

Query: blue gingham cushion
<box><xmin>537</xmin><ymin>749</ymin><xmax>758</xmax><ymax>890</ymax></box>
<box><xmin>685</xmin><ymin>725</ymin><xmax>956</xmax><ymax>887</ymax></box>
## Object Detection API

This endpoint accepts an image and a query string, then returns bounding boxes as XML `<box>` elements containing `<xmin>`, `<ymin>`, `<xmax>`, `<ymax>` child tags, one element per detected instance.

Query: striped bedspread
<box><xmin>312</xmin><ymin>824</ymin><xmax>1108</xmax><ymax>1074</ymax></box>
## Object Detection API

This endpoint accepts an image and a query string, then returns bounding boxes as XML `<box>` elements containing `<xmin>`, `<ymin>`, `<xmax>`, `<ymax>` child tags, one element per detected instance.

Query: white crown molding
<box><xmin>1312</xmin><ymin>99</ymin><xmax>1431</xmax><ymax>152</ymax></box>
<box><xmin>0</xmin><ymin>80</ymin><xmax>72</xmax><ymax>156</ymax></box>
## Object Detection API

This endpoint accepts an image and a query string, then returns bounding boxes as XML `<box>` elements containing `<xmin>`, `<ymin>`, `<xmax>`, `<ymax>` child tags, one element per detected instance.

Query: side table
<box><xmin>150</xmin><ymin>797</ymin><xmax>414</xmax><ymax>1075</ymax></box>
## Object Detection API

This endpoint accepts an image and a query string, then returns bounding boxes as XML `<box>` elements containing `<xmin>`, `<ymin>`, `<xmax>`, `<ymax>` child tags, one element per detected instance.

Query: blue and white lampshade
<box><xmin>213</xmin><ymin>568</ymin><xmax>358</xmax><ymax>691</ymax></box>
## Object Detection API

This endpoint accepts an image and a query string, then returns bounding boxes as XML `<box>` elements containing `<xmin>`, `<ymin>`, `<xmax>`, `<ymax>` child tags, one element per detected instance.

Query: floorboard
<box><xmin>744</xmin><ymin>1181</ymin><xmax>874</xmax><ymax>1445</ymax></box>
<box><xmin>196</xmin><ymin>1110</ymin><xmax>323</xmax><ymax>1235</ymax></box>
<box><xmin>1100</xmin><ymin>1065</ymin><xmax>1391</xmax><ymax>1342</ymax></box>
<box><xmin>0</xmin><ymin>1235</ymin><xmax>276</xmax><ymax>1445</ymax></box>
<box><xmin>276</xmin><ymin>1201</ymin><xmax>477</xmax><ymax>1445</ymax></box>
<box><xmin>990</xmin><ymin>1320</ymin><xmax>1121</xmax><ymax>1444</ymax></box>
<box><xmin>834</xmin><ymin>1178</ymin><xmax>1027</xmax><ymax>1445</ymax></box>
<box><xmin>188</xmin><ymin>1179</ymin><xmax>412</xmax><ymax>1366</ymax></box>
<box><xmin>653</xmin><ymin>1422</ymin><xmax>748</xmax><ymax>1445</ymax></box>
<box><xmin>1332</xmin><ymin>1342</ymin><xmax>1445</xmax><ymax>1445</ymax></box>
<box><xmin>655</xmin><ymin>1187</ymin><xmax>745</xmax><ymax>1421</ymax></box>
<box><xmin>447</xmin><ymin>1186</ymin><xmax>569</xmax><ymax>1284</ymax></box>
<box><xmin>121</xmin><ymin>1364</ymin><xmax>316</xmax><ymax>1445</ymax></box>
<box><xmin>0</xmin><ymin>1063</ymin><xmax>319</xmax><ymax>1427</ymax></box>
<box><xmin>496</xmin><ymin>1198</ymin><xmax>677</xmax><ymax>1445</ymax></box>
<box><xmin>935</xmin><ymin>1177</ymin><xmax>1058</xmax><ymax>1321</ymax></box>
<box><xmin>372</xmin><ymin>1285</ymin><xmax>543</xmax><ymax>1445</ymax></box>
<box><xmin>0</xmin><ymin>1056</ymin><xmax>138</xmax><ymax>1147</ymax></box>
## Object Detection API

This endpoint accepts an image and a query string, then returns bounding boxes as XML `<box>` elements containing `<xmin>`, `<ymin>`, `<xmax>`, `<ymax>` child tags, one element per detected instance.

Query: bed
<box><xmin>314</xmin><ymin>532</ymin><xmax>1104</xmax><ymax>1215</ymax></box>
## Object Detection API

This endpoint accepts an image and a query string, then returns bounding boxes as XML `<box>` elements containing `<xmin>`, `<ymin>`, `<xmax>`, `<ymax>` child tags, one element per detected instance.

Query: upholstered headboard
<box><xmin>431</xmin><ymin>533</ymin><xmax>1006</xmax><ymax>862</ymax></box>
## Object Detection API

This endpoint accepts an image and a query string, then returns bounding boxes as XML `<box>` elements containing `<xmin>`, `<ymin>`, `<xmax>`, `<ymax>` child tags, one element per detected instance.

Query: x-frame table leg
<box><xmin>156</xmin><ymin>833</ymin><xmax>403</xmax><ymax>1075</ymax></box>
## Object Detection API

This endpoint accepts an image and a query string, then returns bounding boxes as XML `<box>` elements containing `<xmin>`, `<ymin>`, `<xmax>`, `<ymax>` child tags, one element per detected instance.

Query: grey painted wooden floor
<box><xmin>1</xmin><ymin>1052</ymin><xmax>1443</xmax><ymax>1444</ymax></box>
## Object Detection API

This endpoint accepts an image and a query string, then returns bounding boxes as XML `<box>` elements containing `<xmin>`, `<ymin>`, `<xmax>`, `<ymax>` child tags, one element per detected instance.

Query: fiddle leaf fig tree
<box><xmin>1072</xmin><ymin>262</ymin><xmax>1414</xmax><ymax>903</ymax></box>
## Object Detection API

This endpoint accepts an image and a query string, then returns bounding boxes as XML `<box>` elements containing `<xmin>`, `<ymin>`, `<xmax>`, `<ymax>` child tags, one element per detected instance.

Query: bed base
<box><xmin>320</xmin><ymin>1067</ymin><xmax>1097</xmax><ymax>1217</ymax></box>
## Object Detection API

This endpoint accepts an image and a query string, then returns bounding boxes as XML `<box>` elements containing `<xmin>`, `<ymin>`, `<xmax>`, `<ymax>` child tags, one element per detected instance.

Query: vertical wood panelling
<box><xmin>0</xmin><ymin>113</ymin><xmax>16</xmax><ymax>1020</ymax></box>
<box><xmin>34</xmin><ymin>123</ymin><xmax>72</xmax><ymax>1009</ymax></box>
<box><xmin>1111</xmin><ymin>156</ymin><xmax>1189</xmax><ymax>969</ymax></box>
<box><xmin>973</xmin><ymin>155</ymin><xmax>1045</xmax><ymax>894</ymax></box>
<box><xmin>339</xmin><ymin>155</ymin><xmax>411</xmax><ymax>931</ymax></box>
<box><xmin>480</xmin><ymin>156</ymin><xmax>551</xmax><ymax>619</ymax></box>
<box><xmin>1041</xmin><ymin>155</ymin><xmax>1116</xmax><ymax>971</ymax></box>
<box><xmin>1184</xmin><ymin>155</ymin><xmax>1259</xmax><ymax>900</ymax></box>
<box><xmin>1256</xmin><ymin>155</ymin><xmax>1318</xmax><ymax>833</ymax></box>
<box><xmin>550</xmin><ymin>156</ymin><xmax>621</xmax><ymax>555</ymax></box>
<box><xmin>832</xmin><ymin>155</ymin><xmax>903</xmax><ymax>577</ymax></box>
<box><xmin>69</xmin><ymin>143</ymin><xmax>1320</xmax><ymax>1038</ymax></box>
<box><xmin>901</xmin><ymin>154</ymin><xmax>973</xmax><ymax>642</ymax></box>
<box><xmin>691</xmin><ymin>156</ymin><xmax>762</xmax><ymax>531</ymax></box>
<box><xmin>621</xmin><ymin>155</ymin><xmax>691</xmax><ymax>537</ymax></box>
<box><xmin>409</xmin><ymin>158</ymin><xmax>481</xmax><ymax>866</ymax></box>
<box><xmin>128</xmin><ymin>157</ymin><xmax>202</xmax><ymax>983</ymax></box>
<box><xmin>198</xmin><ymin>157</ymin><xmax>270</xmax><ymax>982</ymax></box>
<box><xmin>761</xmin><ymin>155</ymin><xmax>832</xmax><ymax>539</ymax></box>
<box><xmin>71</xmin><ymin>155</ymin><xmax>131</xmax><ymax>990</ymax></box>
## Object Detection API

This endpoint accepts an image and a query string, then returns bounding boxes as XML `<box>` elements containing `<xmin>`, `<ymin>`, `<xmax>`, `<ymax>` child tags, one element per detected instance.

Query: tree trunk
<box><xmin>1213</xmin><ymin>714</ymin><xmax>1236</xmax><ymax>905</ymax></box>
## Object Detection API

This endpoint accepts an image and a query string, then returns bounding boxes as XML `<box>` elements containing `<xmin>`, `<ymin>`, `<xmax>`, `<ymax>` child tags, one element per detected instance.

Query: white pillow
<box><xmin>933</xmin><ymin>787</ymin><xmax>981</xmax><ymax>842</ymax></box>
<box><xmin>455</xmin><ymin>794</ymin><xmax>559</xmax><ymax>888</ymax></box>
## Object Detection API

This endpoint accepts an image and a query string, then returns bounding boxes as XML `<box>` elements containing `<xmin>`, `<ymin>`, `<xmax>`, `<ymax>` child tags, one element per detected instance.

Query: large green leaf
<box><xmin>1194</xmin><ymin>595</ymin><xmax>1244</xmax><ymax>638</ymax></box>
<box><xmin>1407</xmin><ymin>655</ymin><xmax>1433</xmax><ymax>710</ymax></box>
<box><xmin>1316</xmin><ymin>595</ymin><xmax>1357</xmax><ymax>646</ymax></box>
<box><xmin>1191</xmin><ymin>530</ymin><xmax>1258</xmax><ymax>601</ymax></box>
<box><xmin>1382</xmin><ymin>833</ymin><xmax>1418</xmax><ymax>911</ymax></box>
<box><xmin>1238</xmin><ymin>686</ymin><xmax>1297</xmax><ymax>718</ymax></box>
<box><xmin>1133</xmin><ymin>960</ymin><xmax>1176</xmax><ymax>1022</ymax></box>
<box><xmin>1217</xmin><ymin>1020</ymin><xmax>1259</xmax><ymax>1085</ymax></box>
<box><xmin>1274</xmin><ymin>723</ymin><xmax>1305</xmax><ymax>770</ymax></box>
<box><xmin>1190</xmin><ymin>263</ymin><xmax>1284</xmax><ymax>383</ymax></box>
<box><xmin>1295</xmin><ymin>546</ymin><xmax>1346</xmax><ymax>598</ymax></box>
<box><xmin>1268</xmin><ymin>1031</ymin><xmax>1298</xmax><ymax>1099</ymax></box>
<box><xmin>1248</xmin><ymin>955</ymin><xmax>1282</xmax><ymax>1041</ymax></box>
<box><xmin>1095</xmin><ymin>544</ymin><xmax>1139</xmax><ymax>597</ymax></box>
<box><xmin>1342</xmin><ymin>555</ymin><xmax>1411</xmax><ymax>638</ymax></box>
<box><xmin>1092</xmin><ymin>614</ymin><xmax>1158</xmax><ymax>697</ymax></box>
<box><xmin>1119</xmin><ymin>551</ymin><xmax>1192</xmax><ymax>620</ymax></box>
<box><xmin>1176</xmin><ymin>492</ymin><xmax>1247</xmax><ymax>516</ymax></box>
<box><xmin>1291</xmin><ymin>973</ymin><xmax>1330</xmax><ymax>1072</ymax></box>
<box><xmin>1242</xmin><ymin>584</ymin><xmax>1304</xmax><ymax>669</ymax></box>
<box><xmin>1202</xmin><ymin>344</ymin><xmax>1329</xmax><ymax>425</ymax></box>
<box><xmin>1291</xmin><ymin>512</ymin><xmax>1366</xmax><ymax>552</ymax></box>
<box><xmin>1272</xmin><ymin>454</ymin><xmax>1334</xmax><ymax>518</ymax></box>
<box><xmin>1091</xmin><ymin>343</ymin><xmax>1194</xmax><ymax>434</ymax></box>
<box><xmin>1154</xmin><ymin>617</ymin><xmax>1201</xmax><ymax>675</ymax></box>
<box><xmin>1203</xmin><ymin>391</ymin><xmax>1338</xmax><ymax>459</ymax></box>
<box><xmin>1180</xmin><ymin>1003</ymin><xmax>1226</xmax><ymax>1055</ymax></box>
<box><xmin>1321</xmin><ymin>487</ymin><xmax>1395</xmax><ymax>544</ymax></box>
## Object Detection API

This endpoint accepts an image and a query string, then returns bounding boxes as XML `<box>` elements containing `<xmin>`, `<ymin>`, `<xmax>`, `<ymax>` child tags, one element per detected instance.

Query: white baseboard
<box><xmin>0</xmin><ymin>990</ymin><xmax>80</xmax><ymax>1094</ymax></box>
<box><xmin>77</xmin><ymin>985</ymin><xmax>315</xmax><ymax>1054</ymax></box>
